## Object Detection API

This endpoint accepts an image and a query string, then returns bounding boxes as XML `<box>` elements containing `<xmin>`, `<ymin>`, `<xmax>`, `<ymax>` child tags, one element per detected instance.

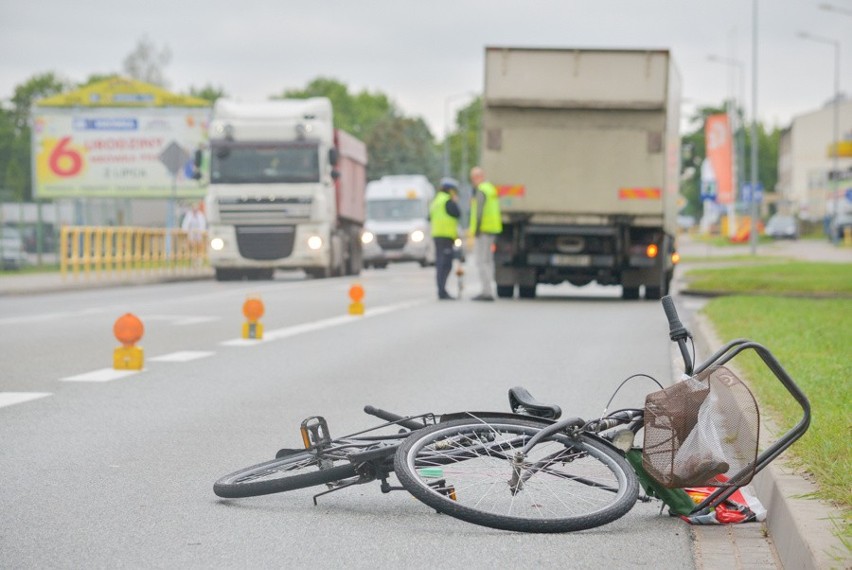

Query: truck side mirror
<box><xmin>328</xmin><ymin>148</ymin><xmax>339</xmax><ymax>166</ymax></box>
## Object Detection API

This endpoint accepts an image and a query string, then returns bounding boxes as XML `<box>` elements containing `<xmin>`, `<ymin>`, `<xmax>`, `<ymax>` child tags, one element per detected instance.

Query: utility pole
<box><xmin>749</xmin><ymin>0</ymin><xmax>760</xmax><ymax>255</ymax></box>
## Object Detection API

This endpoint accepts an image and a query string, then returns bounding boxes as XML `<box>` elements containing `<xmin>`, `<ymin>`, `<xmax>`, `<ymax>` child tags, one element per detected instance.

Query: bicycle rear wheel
<box><xmin>214</xmin><ymin>449</ymin><xmax>357</xmax><ymax>499</ymax></box>
<box><xmin>394</xmin><ymin>417</ymin><xmax>639</xmax><ymax>533</ymax></box>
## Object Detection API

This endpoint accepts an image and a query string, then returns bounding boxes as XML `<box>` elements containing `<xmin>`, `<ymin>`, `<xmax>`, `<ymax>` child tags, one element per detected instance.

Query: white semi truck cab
<box><xmin>203</xmin><ymin>97</ymin><xmax>367</xmax><ymax>280</ymax></box>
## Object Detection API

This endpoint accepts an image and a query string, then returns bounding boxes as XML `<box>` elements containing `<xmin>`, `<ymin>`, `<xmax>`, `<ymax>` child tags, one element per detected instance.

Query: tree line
<box><xmin>0</xmin><ymin>37</ymin><xmax>779</xmax><ymax>220</ymax></box>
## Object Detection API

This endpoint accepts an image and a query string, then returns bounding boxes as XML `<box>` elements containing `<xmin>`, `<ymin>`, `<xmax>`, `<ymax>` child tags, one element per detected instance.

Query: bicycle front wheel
<box><xmin>214</xmin><ymin>449</ymin><xmax>357</xmax><ymax>499</ymax></box>
<box><xmin>394</xmin><ymin>417</ymin><xmax>639</xmax><ymax>533</ymax></box>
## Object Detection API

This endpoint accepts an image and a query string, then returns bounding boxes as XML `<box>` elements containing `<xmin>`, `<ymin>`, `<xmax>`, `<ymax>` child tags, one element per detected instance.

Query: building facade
<box><xmin>777</xmin><ymin>98</ymin><xmax>852</xmax><ymax>223</ymax></box>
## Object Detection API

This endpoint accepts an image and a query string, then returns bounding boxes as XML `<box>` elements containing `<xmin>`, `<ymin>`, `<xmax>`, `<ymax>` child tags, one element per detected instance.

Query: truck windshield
<box><xmin>210</xmin><ymin>143</ymin><xmax>320</xmax><ymax>184</ymax></box>
<box><xmin>367</xmin><ymin>199</ymin><xmax>427</xmax><ymax>221</ymax></box>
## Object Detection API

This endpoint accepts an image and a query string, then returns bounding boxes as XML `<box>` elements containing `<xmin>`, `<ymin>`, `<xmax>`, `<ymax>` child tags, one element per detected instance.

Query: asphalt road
<box><xmin>1</xmin><ymin>264</ymin><xmax>710</xmax><ymax>569</ymax></box>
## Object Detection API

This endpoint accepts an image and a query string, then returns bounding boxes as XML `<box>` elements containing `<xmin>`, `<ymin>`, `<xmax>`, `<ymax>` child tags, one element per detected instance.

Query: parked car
<box><xmin>765</xmin><ymin>214</ymin><xmax>798</xmax><ymax>240</ymax></box>
<box><xmin>1</xmin><ymin>227</ymin><xmax>28</xmax><ymax>270</ymax></box>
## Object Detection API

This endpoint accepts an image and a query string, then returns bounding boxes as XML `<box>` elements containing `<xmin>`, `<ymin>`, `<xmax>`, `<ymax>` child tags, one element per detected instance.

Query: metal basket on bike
<box><xmin>642</xmin><ymin>365</ymin><xmax>760</xmax><ymax>489</ymax></box>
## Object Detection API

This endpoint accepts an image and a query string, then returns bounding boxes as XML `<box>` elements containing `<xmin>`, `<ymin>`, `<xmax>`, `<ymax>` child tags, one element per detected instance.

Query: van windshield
<box><xmin>210</xmin><ymin>142</ymin><xmax>320</xmax><ymax>184</ymax></box>
<box><xmin>367</xmin><ymin>199</ymin><xmax>427</xmax><ymax>221</ymax></box>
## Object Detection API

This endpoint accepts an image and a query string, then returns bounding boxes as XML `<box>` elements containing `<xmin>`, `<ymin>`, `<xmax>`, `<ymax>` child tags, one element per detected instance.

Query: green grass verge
<box><xmin>686</xmin><ymin>262</ymin><xmax>852</xmax><ymax>296</ymax></box>
<box><xmin>678</xmin><ymin>255</ymin><xmax>794</xmax><ymax>264</ymax></box>
<box><xmin>702</xmin><ymin>297</ymin><xmax>851</xmax><ymax>517</ymax></box>
<box><xmin>0</xmin><ymin>263</ymin><xmax>60</xmax><ymax>276</ymax></box>
<box><xmin>687</xmin><ymin>259</ymin><xmax>852</xmax><ymax>537</ymax></box>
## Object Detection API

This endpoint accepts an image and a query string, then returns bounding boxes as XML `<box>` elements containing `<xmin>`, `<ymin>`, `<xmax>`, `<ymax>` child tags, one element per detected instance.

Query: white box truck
<box><xmin>361</xmin><ymin>175</ymin><xmax>435</xmax><ymax>268</ymax></box>
<box><xmin>202</xmin><ymin>97</ymin><xmax>367</xmax><ymax>280</ymax></box>
<box><xmin>482</xmin><ymin>47</ymin><xmax>681</xmax><ymax>299</ymax></box>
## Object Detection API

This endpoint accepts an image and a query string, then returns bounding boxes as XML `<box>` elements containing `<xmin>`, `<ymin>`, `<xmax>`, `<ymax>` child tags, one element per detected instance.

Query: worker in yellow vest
<box><xmin>468</xmin><ymin>166</ymin><xmax>503</xmax><ymax>301</ymax></box>
<box><xmin>430</xmin><ymin>177</ymin><xmax>462</xmax><ymax>300</ymax></box>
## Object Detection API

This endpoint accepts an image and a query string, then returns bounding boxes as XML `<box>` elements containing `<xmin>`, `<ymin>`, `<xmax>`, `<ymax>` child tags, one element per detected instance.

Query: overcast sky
<box><xmin>1</xmin><ymin>0</ymin><xmax>850</xmax><ymax>136</ymax></box>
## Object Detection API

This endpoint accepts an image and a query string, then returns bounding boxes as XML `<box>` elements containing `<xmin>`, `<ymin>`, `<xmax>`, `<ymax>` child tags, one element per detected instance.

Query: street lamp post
<box><xmin>749</xmin><ymin>0</ymin><xmax>759</xmax><ymax>255</ymax></box>
<box><xmin>798</xmin><ymin>30</ymin><xmax>841</xmax><ymax>243</ymax></box>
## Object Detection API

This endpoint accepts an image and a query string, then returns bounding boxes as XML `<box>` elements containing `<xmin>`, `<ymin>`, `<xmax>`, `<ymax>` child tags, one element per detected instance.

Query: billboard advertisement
<box><xmin>704</xmin><ymin>113</ymin><xmax>734</xmax><ymax>205</ymax></box>
<box><xmin>32</xmin><ymin>107</ymin><xmax>210</xmax><ymax>199</ymax></box>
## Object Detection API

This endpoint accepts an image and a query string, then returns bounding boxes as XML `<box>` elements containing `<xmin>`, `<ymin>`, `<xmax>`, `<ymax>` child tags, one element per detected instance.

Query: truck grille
<box><xmin>377</xmin><ymin>233</ymin><xmax>407</xmax><ymax>250</ymax></box>
<box><xmin>218</xmin><ymin>197</ymin><xmax>312</xmax><ymax>225</ymax></box>
<box><xmin>235</xmin><ymin>225</ymin><xmax>295</xmax><ymax>260</ymax></box>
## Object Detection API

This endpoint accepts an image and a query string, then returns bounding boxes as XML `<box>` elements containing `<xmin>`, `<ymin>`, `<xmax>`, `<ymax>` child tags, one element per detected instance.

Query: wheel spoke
<box><xmin>395</xmin><ymin>418</ymin><xmax>639</xmax><ymax>532</ymax></box>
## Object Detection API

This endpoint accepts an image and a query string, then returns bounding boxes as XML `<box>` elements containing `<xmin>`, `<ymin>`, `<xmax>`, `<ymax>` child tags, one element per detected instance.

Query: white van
<box><xmin>362</xmin><ymin>175</ymin><xmax>435</xmax><ymax>268</ymax></box>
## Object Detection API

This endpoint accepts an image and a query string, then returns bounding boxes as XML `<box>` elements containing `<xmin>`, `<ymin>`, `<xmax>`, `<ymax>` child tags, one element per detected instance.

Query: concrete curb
<box><xmin>690</xmin><ymin>311</ymin><xmax>850</xmax><ymax>570</ymax></box>
<box><xmin>0</xmin><ymin>271</ymin><xmax>213</xmax><ymax>296</ymax></box>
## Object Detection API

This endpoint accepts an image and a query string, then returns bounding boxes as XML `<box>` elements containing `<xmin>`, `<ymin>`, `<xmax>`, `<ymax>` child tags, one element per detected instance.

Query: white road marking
<box><xmin>148</xmin><ymin>351</ymin><xmax>215</xmax><ymax>362</ymax></box>
<box><xmin>60</xmin><ymin>368</ymin><xmax>141</xmax><ymax>382</ymax></box>
<box><xmin>0</xmin><ymin>392</ymin><xmax>52</xmax><ymax>408</ymax></box>
<box><xmin>0</xmin><ymin>307</ymin><xmax>110</xmax><ymax>326</ymax></box>
<box><xmin>220</xmin><ymin>300</ymin><xmax>425</xmax><ymax>347</ymax></box>
<box><xmin>140</xmin><ymin>315</ymin><xmax>222</xmax><ymax>326</ymax></box>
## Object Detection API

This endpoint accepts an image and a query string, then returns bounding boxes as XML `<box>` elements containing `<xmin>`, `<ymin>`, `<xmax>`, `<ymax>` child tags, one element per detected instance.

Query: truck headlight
<box><xmin>210</xmin><ymin>237</ymin><xmax>225</xmax><ymax>251</ymax></box>
<box><xmin>361</xmin><ymin>231</ymin><xmax>374</xmax><ymax>245</ymax></box>
<box><xmin>307</xmin><ymin>236</ymin><xmax>323</xmax><ymax>250</ymax></box>
<box><xmin>410</xmin><ymin>230</ymin><xmax>425</xmax><ymax>243</ymax></box>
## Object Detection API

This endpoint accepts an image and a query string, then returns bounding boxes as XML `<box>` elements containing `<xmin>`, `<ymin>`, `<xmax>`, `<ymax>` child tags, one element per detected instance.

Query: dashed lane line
<box><xmin>0</xmin><ymin>392</ymin><xmax>52</xmax><ymax>408</ymax></box>
<box><xmin>148</xmin><ymin>351</ymin><xmax>215</xmax><ymax>362</ymax></box>
<box><xmin>52</xmin><ymin>300</ymin><xmax>424</xmax><ymax>382</ymax></box>
<box><xmin>219</xmin><ymin>300</ymin><xmax>426</xmax><ymax>347</ymax></box>
<box><xmin>60</xmin><ymin>368</ymin><xmax>142</xmax><ymax>382</ymax></box>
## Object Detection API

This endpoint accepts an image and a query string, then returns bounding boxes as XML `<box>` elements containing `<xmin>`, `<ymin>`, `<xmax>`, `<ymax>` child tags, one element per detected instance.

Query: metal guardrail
<box><xmin>59</xmin><ymin>226</ymin><xmax>208</xmax><ymax>277</ymax></box>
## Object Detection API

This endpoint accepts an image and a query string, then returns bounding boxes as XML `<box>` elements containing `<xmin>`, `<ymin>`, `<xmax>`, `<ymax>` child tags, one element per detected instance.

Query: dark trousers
<box><xmin>434</xmin><ymin>237</ymin><xmax>455</xmax><ymax>297</ymax></box>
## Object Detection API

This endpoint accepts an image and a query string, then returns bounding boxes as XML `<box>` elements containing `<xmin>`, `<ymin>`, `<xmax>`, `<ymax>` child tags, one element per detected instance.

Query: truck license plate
<box><xmin>551</xmin><ymin>254</ymin><xmax>591</xmax><ymax>266</ymax></box>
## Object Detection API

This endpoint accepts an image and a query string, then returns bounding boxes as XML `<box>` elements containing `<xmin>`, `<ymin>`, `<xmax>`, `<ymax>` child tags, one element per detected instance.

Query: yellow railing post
<box><xmin>57</xmin><ymin>225</ymin><xmax>213</xmax><ymax>279</ymax></box>
<box><xmin>60</xmin><ymin>226</ymin><xmax>68</xmax><ymax>278</ymax></box>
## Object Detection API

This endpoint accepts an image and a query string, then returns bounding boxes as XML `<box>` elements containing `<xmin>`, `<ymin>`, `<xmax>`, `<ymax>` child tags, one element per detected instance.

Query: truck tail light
<box><xmin>646</xmin><ymin>244</ymin><xmax>659</xmax><ymax>258</ymax></box>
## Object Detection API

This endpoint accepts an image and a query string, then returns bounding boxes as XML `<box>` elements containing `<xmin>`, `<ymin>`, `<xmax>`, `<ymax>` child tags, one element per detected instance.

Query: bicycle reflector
<box><xmin>611</xmin><ymin>430</ymin><xmax>635</xmax><ymax>453</ymax></box>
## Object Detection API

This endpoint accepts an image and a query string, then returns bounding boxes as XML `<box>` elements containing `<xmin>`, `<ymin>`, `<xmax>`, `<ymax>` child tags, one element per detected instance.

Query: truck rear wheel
<box><xmin>215</xmin><ymin>268</ymin><xmax>238</xmax><ymax>281</ymax></box>
<box><xmin>622</xmin><ymin>286</ymin><xmax>640</xmax><ymax>300</ymax></box>
<box><xmin>518</xmin><ymin>284</ymin><xmax>537</xmax><ymax>299</ymax></box>
<box><xmin>644</xmin><ymin>286</ymin><xmax>662</xmax><ymax>300</ymax></box>
<box><xmin>496</xmin><ymin>284</ymin><xmax>515</xmax><ymax>298</ymax></box>
<box><xmin>644</xmin><ymin>269</ymin><xmax>669</xmax><ymax>300</ymax></box>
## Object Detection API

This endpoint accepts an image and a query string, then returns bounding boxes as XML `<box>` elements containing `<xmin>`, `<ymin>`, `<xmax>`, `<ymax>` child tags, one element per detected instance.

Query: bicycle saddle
<box><xmin>508</xmin><ymin>386</ymin><xmax>562</xmax><ymax>420</ymax></box>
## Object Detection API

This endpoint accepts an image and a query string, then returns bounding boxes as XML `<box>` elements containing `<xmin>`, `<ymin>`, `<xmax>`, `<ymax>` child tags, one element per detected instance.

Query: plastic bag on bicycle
<box><xmin>642</xmin><ymin>366</ymin><xmax>760</xmax><ymax>489</ymax></box>
<box><xmin>680</xmin><ymin>483</ymin><xmax>767</xmax><ymax>525</ymax></box>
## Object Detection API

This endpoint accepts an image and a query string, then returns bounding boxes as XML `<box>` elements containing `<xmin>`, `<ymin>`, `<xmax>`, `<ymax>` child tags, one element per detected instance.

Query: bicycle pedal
<box><xmin>300</xmin><ymin>416</ymin><xmax>332</xmax><ymax>449</ymax></box>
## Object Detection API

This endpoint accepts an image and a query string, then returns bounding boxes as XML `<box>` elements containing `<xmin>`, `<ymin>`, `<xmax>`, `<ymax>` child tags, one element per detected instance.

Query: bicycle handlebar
<box><xmin>363</xmin><ymin>405</ymin><xmax>425</xmax><ymax>431</ymax></box>
<box><xmin>661</xmin><ymin>296</ymin><xmax>689</xmax><ymax>341</ymax></box>
<box><xmin>661</xmin><ymin>295</ymin><xmax>694</xmax><ymax>375</ymax></box>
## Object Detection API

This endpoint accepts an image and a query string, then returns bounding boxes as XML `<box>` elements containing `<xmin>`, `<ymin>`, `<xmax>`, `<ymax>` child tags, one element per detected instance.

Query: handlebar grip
<box><xmin>363</xmin><ymin>405</ymin><xmax>424</xmax><ymax>431</ymax></box>
<box><xmin>661</xmin><ymin>295</ymin><xmax>690</xmax><ymax>341</ymax></box>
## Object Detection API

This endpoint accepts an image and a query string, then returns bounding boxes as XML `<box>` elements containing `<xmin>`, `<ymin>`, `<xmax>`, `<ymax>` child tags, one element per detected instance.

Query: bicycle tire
<box><xmin>214</xmin><ymin>450</ymin><xmax>358</xmax><ymax>499</ymax></box>
<box><xmin>394</xmin><ymin>417</ymin><xmax>639</xmax><ymax>533</ymax></box>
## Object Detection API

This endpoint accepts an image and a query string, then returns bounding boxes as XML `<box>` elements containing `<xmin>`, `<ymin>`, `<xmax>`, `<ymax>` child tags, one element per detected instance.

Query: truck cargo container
<box><xmin>482</xmin><ymin>47</ymin><xmax>681</xmax><ymax>299</ymax></box>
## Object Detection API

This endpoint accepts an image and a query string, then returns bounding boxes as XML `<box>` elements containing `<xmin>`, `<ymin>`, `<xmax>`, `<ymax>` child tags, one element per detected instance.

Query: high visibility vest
<box><xmin>430</xmin><ymin>192</ymin><xmax>458</xmax><ymax>239</ymax></box>
<box><xmin>470</xmin><ymin>181</ymin><xmax>503</xmax><ymax>234</ymax></box>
